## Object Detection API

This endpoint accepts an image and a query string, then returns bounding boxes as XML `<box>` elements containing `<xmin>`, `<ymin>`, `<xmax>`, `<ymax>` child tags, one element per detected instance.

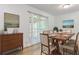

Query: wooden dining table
<box><xmin>48</xmin><ymin>32</ymin><xmax>75</xmax><ymax>54</ymax></box>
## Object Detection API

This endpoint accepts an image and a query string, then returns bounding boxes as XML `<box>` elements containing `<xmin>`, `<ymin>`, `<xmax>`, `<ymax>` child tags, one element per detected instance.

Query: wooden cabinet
<box><xmin>0</xmin><ymin>33</ymin><xmax>23</xmax><ymax>54</ymax></box>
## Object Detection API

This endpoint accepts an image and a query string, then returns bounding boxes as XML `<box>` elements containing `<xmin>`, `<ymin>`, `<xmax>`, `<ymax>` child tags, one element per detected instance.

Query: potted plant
<box><xmin>4</xmin><ymin>25</ymin><xmax>8</xmax><ymax>34</ymax></box>
<box><xmin>53</xmin><ymin>26</ymin><xmax>59</xmax><ymax>32</ymax></box>
<box><xmin>59</xmin><ymin>29</ymin><xmax>63</xmax><ymax>32</ymax></box>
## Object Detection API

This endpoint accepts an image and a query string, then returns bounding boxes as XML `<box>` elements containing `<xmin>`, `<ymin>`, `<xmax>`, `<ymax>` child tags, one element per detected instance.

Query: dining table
<box><xmin>48</xmin><ymin>32</ymin><xmax>75</xmax><ymax>54</ymax></box>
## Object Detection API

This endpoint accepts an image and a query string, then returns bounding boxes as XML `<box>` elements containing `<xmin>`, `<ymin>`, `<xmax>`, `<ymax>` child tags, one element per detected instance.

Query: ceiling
<box><xmin>28</xmin><ymin>4</ymin><xmax>79</xmax><ymax>16</ymax></box>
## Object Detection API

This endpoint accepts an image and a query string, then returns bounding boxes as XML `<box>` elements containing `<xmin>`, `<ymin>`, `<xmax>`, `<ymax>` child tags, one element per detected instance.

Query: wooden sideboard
<box><xmin>0</xmin><ymin>33</ymin><xmax>23</xmax><ymax>54</ymax></box>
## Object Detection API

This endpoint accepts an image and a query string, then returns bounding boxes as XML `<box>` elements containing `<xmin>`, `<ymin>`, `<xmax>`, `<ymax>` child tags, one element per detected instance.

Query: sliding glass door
<box><xmin>32</xmin><ymin>20</ymin><xmax>47</xmax><ymax>43</ymax></box>
<box><xmin>29</xmin><ymin>12</ymin><xmax>48</xmax><ymax>45</ymax></box>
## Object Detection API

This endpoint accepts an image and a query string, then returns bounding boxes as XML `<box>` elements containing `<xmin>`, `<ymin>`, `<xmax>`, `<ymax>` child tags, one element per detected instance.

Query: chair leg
<box><xmin>74</xmin><ymin>46</ymin><xmax>78</xmax><ymax>55</ymax></box>
<box><xmin>63</xmin><ymin>48</ymin><xmax>66</xmax><ymax>55</ymax></box>
<box><xmin>62</xmin><ymin>48</ymin><xmax>64</xmax><ymax>55</ymax></box>
<box><xmin>41</xmin><ymin>44</ymin><xmax>42</xmax><ymax>55</ymax></box>
<box><xmin>74</xmin><ymin>50</ymin><xmax>77</xmax><ymax>55</ymax></box>
<box><xmin>48</xmin><ymin>48</ymin><xmax>50</xmax><ymax>55</ymax></box>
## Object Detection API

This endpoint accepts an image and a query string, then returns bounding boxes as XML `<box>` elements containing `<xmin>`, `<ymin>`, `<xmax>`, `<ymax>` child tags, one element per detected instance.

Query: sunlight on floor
<box><xmin>9</xmin><ymin>44</ymin><xmax>41</xmax><ymax>55</ymax></box>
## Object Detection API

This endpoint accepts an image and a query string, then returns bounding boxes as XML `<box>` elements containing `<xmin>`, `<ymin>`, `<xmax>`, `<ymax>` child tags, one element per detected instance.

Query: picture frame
<box><xmin>63</xmin><ymin>19</ymin><xmax>74</xmax><ymax>28</ymax></box>
<box><xmin>4</xmin><ymin>12</ymin><xmax>19</xmax><ymax>28</ymax></box>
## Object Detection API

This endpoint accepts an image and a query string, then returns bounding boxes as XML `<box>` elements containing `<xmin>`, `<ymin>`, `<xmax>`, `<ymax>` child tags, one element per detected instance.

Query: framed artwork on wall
<box><xmin>63</xmin><ymin>19</ymin><xmax>74</xmax><ymax>28</ymax></box>
<box><xmin>4</xmin><ymin>13</ymin><xmax>19</xmax><ymax>28</ymax></box>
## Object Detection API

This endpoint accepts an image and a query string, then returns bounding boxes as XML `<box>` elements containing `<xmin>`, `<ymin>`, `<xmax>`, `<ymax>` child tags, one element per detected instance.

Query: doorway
<box><xmin>29</xmin><ymin>12</ymin><xmax>48</xmax><ymax>45</ymax></box>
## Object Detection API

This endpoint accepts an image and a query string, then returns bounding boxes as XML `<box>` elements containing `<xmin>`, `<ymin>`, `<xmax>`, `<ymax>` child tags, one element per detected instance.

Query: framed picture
<box><xmin>63</xmin><ymin>19</ymin><xmax>74</xmax><ymax>28</ymax></box>
<box><xmin>4</xmin><ymin>13</ymin><xmax>19</xmax><ymax>28</ymax></box>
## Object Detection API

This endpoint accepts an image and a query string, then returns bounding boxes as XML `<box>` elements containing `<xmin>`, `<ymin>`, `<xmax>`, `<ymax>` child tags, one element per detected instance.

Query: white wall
<box><xmin>54</xmin><ymin>16</ymin><xmax>62</xmax><ymax>29</ymax></box>
<box><xmin>54</xmin><ymin>11</ymin><xmax>79</xmax><ymax>40</ymax></box>
<box><xmin>54</xmin><ymin>11</ymin><xmax>79</xmax><ymax>33</ymax></box>
<box><xmin>0</xmin><ymin>4</ymin><xmax>54</xmax><ymax>48</ymax></box>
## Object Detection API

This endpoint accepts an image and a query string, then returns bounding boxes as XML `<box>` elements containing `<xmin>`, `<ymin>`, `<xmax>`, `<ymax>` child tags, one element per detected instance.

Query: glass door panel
<box><xmin>32</xmin><ymin>20</ymin><xmax>47</xmax><ymax>43</ymax></box>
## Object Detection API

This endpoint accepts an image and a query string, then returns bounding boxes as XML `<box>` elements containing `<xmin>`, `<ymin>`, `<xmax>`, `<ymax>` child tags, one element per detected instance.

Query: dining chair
<box><xmin>40</xmin><ymin>33</ymin><xmax>56</xmax><ymax>55</ymax></box>
<box><xmin>61</xmin><ymin>32</ymin><xmax>79</xmax><ymax>55</ymax></box>
<box><xmin>43</xmin><ymin>30</ymin><xmax>50</xmax><ymax>34</ymax></box>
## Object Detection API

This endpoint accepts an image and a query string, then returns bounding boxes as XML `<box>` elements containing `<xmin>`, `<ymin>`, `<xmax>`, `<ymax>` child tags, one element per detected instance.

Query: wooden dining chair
<box><xmin>61</xmin><ymin>32</ymin><xmax>79</xmax><ymax>55</ymax></box>
<box><xmin>40</xmin><ymin>33</ymin><xmax>56</xmax><ymax>55</ymax></box>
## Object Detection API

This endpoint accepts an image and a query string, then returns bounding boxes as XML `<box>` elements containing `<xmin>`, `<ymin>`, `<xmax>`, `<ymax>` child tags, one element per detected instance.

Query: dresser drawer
<box><xmin>2</xmin><ymin>35</ymin><xmax>15</xmax><ymax>41</ymax></box>
<box><xmin>0</xmin><ymin>33</ymin><xmax>23</xmax><ymax>54</ymax></box>
<box><xmin>2</xmin><ymin>43</ymin><xmax>19</xmax><ymax>52</ymax></box>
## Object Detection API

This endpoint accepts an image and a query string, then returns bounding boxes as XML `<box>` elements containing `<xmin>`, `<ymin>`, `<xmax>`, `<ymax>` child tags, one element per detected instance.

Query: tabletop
<box><xmin>48</xmin><ymin>32</ymin><xmax>75</xmax><ymax>41</ymax></box>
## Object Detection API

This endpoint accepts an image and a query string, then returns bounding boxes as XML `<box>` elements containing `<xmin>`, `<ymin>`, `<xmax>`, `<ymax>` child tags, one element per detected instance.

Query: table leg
<box><xmin>55</xmin><ymin>40</ymin><xmax>62</xmax><ymax>55</ymax></box>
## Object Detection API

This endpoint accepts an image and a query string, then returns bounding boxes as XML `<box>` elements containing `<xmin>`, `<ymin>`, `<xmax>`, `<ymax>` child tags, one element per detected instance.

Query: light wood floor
<box><xmin>9</xmin><ymin>43</ymin><xmax>41</xmax><ymax>55</ymax></box>
<box><xmin>7</xmin><ymin>43</ymin><xmax>79</xmax><ymax>55</ymax></box>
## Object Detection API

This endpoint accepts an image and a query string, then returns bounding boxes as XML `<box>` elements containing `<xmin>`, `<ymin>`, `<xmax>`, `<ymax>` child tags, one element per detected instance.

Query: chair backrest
<box><xmin>43</xmin><ymin>30</ymin><xmax>50</xmax><ymax>34</ymax></box>
<box><xmin>40</xmin><ymin>33</ymin><xmax>49</xmax><ymax>46</ymax></box>
<box><xmin>63</xmin><ymin>29</ymin><xmax>72</xmax><ymax>35</ymax></box>
<box><xmin>75</xmin><ymin>32</ymin><xmax>79</xmax><ymax>45</ymax></box>
<box><xmin>72</xmin><ymin>32</ymin><xmax>79</xmax><ymax>53</ymax></box>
